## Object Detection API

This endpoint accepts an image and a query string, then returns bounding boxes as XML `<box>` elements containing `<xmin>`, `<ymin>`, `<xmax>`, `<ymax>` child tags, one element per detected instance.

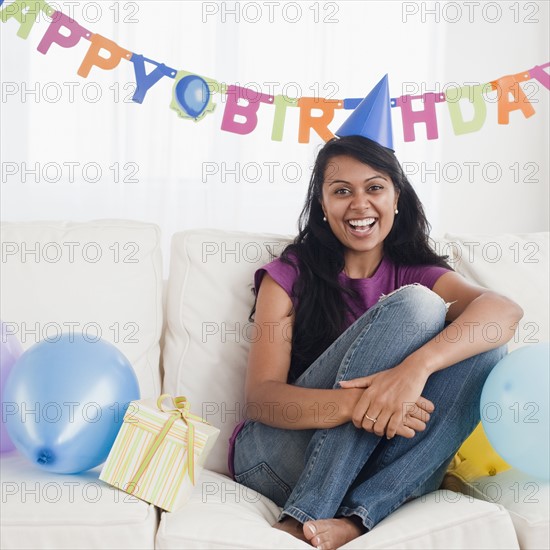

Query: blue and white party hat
<box><xmin>336</xmin><ymin>74</ymin><xmax>394</xmax><ymax>150</ymax></box>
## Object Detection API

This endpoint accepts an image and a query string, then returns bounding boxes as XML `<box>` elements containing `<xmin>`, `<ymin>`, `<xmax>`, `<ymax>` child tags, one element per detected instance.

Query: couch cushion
<box><xmin>156</xmin><ymin>469</ymin><xmax>519</xmax><ymax>549</ymax></box>
<box><xmin>443</xmin><ymin>468</ymin><xmax>549</xmax><ymax>550</ymax></box>
<box><xmin>443</xmin><ymin>232</ymin><xmax>549</xmax><ymax>352</ymax></box>
<box><xmin>0</xmin><ymin>453</ymin><xmax>157</xmax><ymax>549</ymax></box>
<box><xmin>0</xmin><ymin>220</ymin><xmax>163</xmax><ymax>398</ymax></box>
<box><xmin>162</xmin><ymin>229</ymin><xmax>293</xmax><ymax>475</ymax></box>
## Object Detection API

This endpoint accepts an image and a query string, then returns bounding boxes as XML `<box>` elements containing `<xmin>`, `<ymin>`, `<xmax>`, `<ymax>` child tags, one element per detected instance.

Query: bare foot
<box><xmin>303</xmin><ymin>517</ymin><xmax>364</xmax><ymax>550</ymax></box>
<box><xmin>273</xmin><ymin>517</ymin><xmax>309</xmax><ymax>544</ymax></box>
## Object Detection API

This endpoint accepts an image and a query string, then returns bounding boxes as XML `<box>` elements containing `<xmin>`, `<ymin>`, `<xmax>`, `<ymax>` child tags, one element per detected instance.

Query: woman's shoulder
<box><xmin>254</xmin><ymin>252</ymin><xmax>300</xmax><ymax>298</ymax></box>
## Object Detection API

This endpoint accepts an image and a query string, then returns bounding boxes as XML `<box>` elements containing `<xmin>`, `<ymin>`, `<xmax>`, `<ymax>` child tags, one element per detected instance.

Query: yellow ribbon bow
<box><xmin>128</xmin><ymin>394</ymin><xmax>205</xmax><ymax>494</ymax></box>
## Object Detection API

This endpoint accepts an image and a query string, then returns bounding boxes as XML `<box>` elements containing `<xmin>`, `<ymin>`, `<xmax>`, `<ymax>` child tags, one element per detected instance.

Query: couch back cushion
<box><xmin>162</xmin><ymin>229</ymin><xmax>292</xmax><ymax>475</ymax></box>
<box><xmin>0</xmin><ymin>220</ymin><xmax>163</xmax><ymax>398</ymax></box>
<box><xmin>443</xmin><ymin>232</ymin><xmax>549</xmax><ymax>352</ymax></box>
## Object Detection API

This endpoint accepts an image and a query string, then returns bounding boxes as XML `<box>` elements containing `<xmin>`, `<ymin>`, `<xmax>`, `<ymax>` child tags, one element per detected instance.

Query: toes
<box><xmin>311</xmin><ymin>534</ymin><xmax>330</xmax><ymax>550</ymax></box>
<box><xmin>304</xmin><ymin>521</ymin><xmax>333</xmax><ymax>549</ymax></box>
<box><xmin>303</xmin><ymin>518</ymin><xmax>363</xmax><ymax>550</ymax></box>
<box><xmin>303</xmin><ymin>520</ymin><xmax>317</xmax><ymax>541</ymax></box>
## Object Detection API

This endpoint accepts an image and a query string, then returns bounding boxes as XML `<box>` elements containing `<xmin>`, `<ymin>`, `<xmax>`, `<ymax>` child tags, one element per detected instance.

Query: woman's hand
<box><xmin>339</xmin><ymin>363</ymin><xmax>433</xmax><ymax>439</ymax></box>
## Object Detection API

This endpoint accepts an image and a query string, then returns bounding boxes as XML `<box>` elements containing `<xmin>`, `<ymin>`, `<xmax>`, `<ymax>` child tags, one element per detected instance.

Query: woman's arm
<box><xmin>410</xmin><ymin>272</ymin><xmax>523</xmax><ymax>375</ymax></box>
<box><xmin>245</xmin><ymin>274</ymin><xmax>431</xmax><ymax>435</ymax></box>
<box><xmin>405</xmin><ymin>271</ymin><xmax>524</xmax><ymax>376</ymax></box>
<box><xmin>340</xmin><ymin>272</ymin><xmax>524</xmax><ymax>438</ymax></box>
<box><xmin>245</xmin><ymin>274</ymin><xmax>360</xmax><ymax>429</ymax></box>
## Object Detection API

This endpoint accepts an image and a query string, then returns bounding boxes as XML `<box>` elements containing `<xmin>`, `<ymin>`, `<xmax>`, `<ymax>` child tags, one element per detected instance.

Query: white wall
<box><xmin>1</xmin><ymin>1</ymin><xmax>548</xmax><ymax>273</ymax></box>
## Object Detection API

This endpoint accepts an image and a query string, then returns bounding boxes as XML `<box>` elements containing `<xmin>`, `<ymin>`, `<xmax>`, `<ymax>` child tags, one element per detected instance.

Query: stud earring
<box><xmin>394</xmin><ymin>209</ymin><xmax>399</xmax><ymax>215</ymax></box>
<box><xmin>323</xmin><ymin>216</ymin><xmax>327</xmax><ymax>222</ymax></box>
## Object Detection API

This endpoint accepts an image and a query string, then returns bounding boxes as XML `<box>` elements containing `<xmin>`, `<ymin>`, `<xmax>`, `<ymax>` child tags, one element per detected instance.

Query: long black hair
<box><xmin>251</xmin><ymin>135</ymin><xmax>453</xmax><ymax>382</ymax></box>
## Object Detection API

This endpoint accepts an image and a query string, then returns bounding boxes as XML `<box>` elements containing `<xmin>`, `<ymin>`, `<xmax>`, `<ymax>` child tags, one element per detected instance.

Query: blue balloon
<box><xmin>480</xmin><ymin>343</ymin><xmax>550</xmax><ymax>480</ymax></box>
<box><xmin>4</xmin><ymin>333</ymin><xmax>140</xmax><ymax>473</ymax></box>
<box><xmin>175</xmin><ymin>75</ymin><xmax>210</xmax><ymax>118</ymax></box>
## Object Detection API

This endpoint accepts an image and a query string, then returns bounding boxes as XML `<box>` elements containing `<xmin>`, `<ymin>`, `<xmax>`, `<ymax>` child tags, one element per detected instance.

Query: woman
<box><xmin>230</xmin><ymin>135</ymin><xmax>523</xmax><ymax>550</ymax></box>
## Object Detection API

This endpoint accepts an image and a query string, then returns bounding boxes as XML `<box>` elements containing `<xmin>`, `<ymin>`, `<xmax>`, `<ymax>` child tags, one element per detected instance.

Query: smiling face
<box><xmin>320</xmin><ymin>155</ymin><xmax>399</xmax><ymax>271</ymax></box>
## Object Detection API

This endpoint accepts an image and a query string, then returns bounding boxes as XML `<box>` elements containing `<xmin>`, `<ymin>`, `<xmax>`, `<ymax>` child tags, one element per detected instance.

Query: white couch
<box><xmin>1</xmin><ymin>220</ymin><xmax>548</xmax><ymax>549</ymax></box>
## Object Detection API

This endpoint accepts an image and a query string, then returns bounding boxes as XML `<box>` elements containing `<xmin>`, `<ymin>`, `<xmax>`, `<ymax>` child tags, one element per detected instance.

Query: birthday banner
<box><xmin>1</xmin><ymin>0</ymin><xmax>549</xmax><ymax>143</ymax></box>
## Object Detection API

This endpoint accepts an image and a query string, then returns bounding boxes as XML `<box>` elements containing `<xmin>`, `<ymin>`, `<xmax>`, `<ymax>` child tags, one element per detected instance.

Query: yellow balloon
<box><xmin>452</xmin><ymin>423</ymin><xmax>511</xmax><ymax>480</ymax></box>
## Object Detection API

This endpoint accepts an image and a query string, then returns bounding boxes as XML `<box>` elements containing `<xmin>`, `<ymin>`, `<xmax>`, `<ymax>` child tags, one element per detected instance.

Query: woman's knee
<box><xmin>377</xmin><ymin>284</ymin><xmax>448</xmax><ymax>334</ymax></box>
<box><xmin>379</xmin><ymin>284</ymin><xmax>448</xmax><ymax>314</ymax></box>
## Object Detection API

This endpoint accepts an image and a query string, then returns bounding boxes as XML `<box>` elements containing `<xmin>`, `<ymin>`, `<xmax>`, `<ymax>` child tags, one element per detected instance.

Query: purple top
<box><xmin>228</xmin><ymin>255</ymin><xmax>451</xmax><ymax>477</ymax></box>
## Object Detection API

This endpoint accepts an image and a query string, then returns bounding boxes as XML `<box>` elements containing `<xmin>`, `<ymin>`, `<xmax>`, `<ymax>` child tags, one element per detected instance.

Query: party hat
<box><xmin>336</xmin><ymin>74</ymin><xmax>394</xmax><ymax>150</ymax></box>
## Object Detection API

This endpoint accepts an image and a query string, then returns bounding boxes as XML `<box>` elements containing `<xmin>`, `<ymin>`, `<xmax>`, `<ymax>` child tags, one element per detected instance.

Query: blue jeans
<box><xmin>233</xmin><ymin>285</ymin><xmax>506</xmax><ymax>530</ymax></box>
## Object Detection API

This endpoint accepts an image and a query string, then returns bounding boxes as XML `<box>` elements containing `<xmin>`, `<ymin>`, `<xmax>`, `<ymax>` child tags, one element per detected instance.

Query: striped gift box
<box><xmin>100</xmin><ymin>395</ymin><xmax>220</xmax><ymax>512</ymax></box>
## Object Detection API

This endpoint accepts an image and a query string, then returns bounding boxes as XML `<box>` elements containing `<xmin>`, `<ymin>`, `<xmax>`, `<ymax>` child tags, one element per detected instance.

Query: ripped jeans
<box><xmin>232</xmin><ymin>285</ymin><xmax>507</xmax><ymax>530</ymax></box>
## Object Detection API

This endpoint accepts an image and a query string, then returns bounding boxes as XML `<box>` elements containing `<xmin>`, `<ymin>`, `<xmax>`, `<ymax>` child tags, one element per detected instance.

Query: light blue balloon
<box><xmin>3</xmin><ymin>333</ymin><xmax>140</xmax><ymax>474</ymax></box>
<box><xmin>480</xmin><ymin>342</ymin><xmax>549</xmax><ymax>480</ymax></box>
